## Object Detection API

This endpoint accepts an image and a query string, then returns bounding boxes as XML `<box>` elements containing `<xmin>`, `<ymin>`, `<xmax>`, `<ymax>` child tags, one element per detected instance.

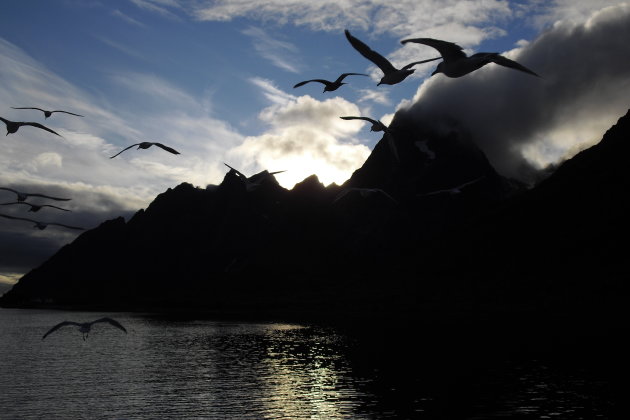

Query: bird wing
<box><xmin>482</xmin><ymin>53</ymin><xmax>540</xmax><ymax>77</ymax></box>
<box><xmin>42</xmin><ymin>321</ymin><xmax>81</xmax><ymax>339</ymax></box>
<box><xmin>26</xmin><ymin>193</ymin><xmax>71</xmax><ymax>201</ymax></box>
<box><xmin>42</xmin><ymin>204</ymin><xmax>71</xmax><ymax>211</ymax></box>
<box><xmin>224</xmin><ymin>163</ymin><xmax>247</xmax><ymax>180</ymax></box>
<box><xmin>110</xmin><ymin>143</ymin><xmax>140</xmax><ymax>159</ymax></box>
<box><xmin>21</xmin><ymin>122</ymin><xmax>61</xmax><ymax>137</ymax></box>
<box><xmin>340</xmin><ymin>116</ymin><xmax>378</xmax><ymax>125</ymax></box>
<box><xmin>48</xmin><ymin>222</ymin><xmax>85</xmax><ymax>230</ymax></box>
<box><xmin>400</xmin><ymin>56</ymin><xmax>443</xmax><ymax>70</ymax></box>
<box><xmin>93</xmin><ymin>317</ymin><xmax>127</xmax><ymax>333</ymax></box>
<box><xmin>0</xmin><ymin>187</ymin><xmax>19</xmax><ymax>195</ymax></box>
<box><xmin>334</xmin><ymin>72</ymin><xmax>369</xmax><ymax>83</ymax></box>
<box><xmin>400</xmin><ymin>38</ymin><xmax>467</xmax><ymax>62</ymax></box>
<box><xmin>345</xmin><ymin>30</ymin><xmax>396</xmax><ymax>74</ymax></box>
<box><xmin>153</xmin><ymin>143</ymin><xmax>180</xmax><ymax>155</ymax></box>
<box><xmin>0</xmin><ymin>201</ymin><xmax>26</xmax><ymax>206</ymax></box>
<box><xmin>0</xmin><ymin>213</ymin><xmax>38</xmax><ymax>223</ymax></box>
<box><xmin>293</xmin><ymin>79</ymin><xmax>330</xmax><ymax>88</ymax></box>
<box><xmin>11</xmin><ymin>107</ymin><xmax>46</xmax><ymax>112</ymax></box>
<box><xmin>52</xmin><ymin>110</ymin><xmax>84</xmax><ymax>117</ymax></box>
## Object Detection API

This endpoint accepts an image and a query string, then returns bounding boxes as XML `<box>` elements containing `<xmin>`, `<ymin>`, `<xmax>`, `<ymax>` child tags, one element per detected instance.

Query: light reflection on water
<box><xmin>0</xmin><ymin>309</ymin><xmax>617</xmax><ymax>419</ymax></box>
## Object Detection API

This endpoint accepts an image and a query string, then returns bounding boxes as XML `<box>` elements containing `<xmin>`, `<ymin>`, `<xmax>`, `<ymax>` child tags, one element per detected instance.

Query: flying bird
<box><xmin>110</xmin><ymin>142</ymin><xmax>180</xmax><ymax>159</ymax></box>
<box><xmin>0</xmin><ymin>213</ymin><xmax>84</xmax><ymax>230</ymax></box>
<box><xmin>417</xmin><ymin>176</ymin><xmax>486</xmax><ymax>197</ymax></box>
<box><xmin>0</xmin><ymin>116</ymin><xmax>61</xmax><ymax>137</ymax></box>
<box><xmin>1</xmin><ymin>201</ymin><xmax>71</xmax><ymax>212</ymax></box>
<box><xmin>293</xmin><ymin>72</ymin><xmax>368</xmax><ymax>92</ymax></box>
<box><xmin>0</xmin><ymin>187</ymin><xmax>71</xmax><ymax>202</ymax></box>
<box><xmin>400</xmin><ymin>38</ymin><xmax>540</xmax><ymax>78</ymax></box>
<box><xmin>344</xmin><ymin>30</ymin><xmax>441</xmax><ymax>86</ymax></box>
<box><xmin>224</xmin><ymin>163</ymin><xmax>285</xmax><ymax>191</ymax></box>
<box><xmin>340</xmin><ymin>116</ymin><xmax>399</xmax><ymax>162</ymax></box>
<box><xmin>42</xmin><ymin>317</ymin><xmax>127</xmax><ymax>341</ymax></box>
<box><xmin>11</xmin><ymin>107</ymin><xmax>84</xmax><ymax>119</ymax></box>
<box><xmin>340</xmin><ymin>116</ymin><xmax>389</xmax><ymax>133</ymax></box>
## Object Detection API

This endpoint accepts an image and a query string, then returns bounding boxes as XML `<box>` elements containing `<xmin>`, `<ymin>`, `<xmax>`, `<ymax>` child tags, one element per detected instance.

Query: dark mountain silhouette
<box><xmin>2</xmin><ymin>110</ymin><xmax>629</xmax><ymax>327</ymax></box>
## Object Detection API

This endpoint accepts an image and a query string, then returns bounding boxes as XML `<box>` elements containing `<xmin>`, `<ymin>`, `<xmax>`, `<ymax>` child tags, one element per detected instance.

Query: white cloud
<box><xmin>111</xmin><ymin>9</ymin><xmax>146</xmax><ymax>27</ymax></box>
<box><xmin>395</xmin><ymin>3</ymin><xmax>630</xmax><ymax>182</ymax></box>
<box><xmin>227</xmin><ymin>79</ymin><xmax>371</xmax><ymax>188</ymax></box>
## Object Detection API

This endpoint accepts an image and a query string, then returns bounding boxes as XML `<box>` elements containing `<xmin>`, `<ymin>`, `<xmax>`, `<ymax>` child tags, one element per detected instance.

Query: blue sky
<box><xmin>1</xmin><ymin>0</ymin><xmax>629</xmax><ymax>286</ymax></box>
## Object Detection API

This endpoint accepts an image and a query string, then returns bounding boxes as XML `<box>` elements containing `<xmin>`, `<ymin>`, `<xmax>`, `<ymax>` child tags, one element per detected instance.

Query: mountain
<box><xmin>2</xmin><ymin>110</ymin><xmax>629</xmax><ymax>325</ymax></box>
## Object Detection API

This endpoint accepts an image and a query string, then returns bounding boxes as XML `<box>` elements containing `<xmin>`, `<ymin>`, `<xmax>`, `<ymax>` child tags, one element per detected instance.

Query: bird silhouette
<box><xmin>293</xmin><ymin>72</ymin><xmax>368</xmax><ymax>92</ymax></box>
<box><xmin>340</xmin><ymin>116</ymin><xmax>399</xmax><ymax>162</ymax></box>
<box><xmin>0</xmin><ymin>116</ymin><xmax>61</xmax><ymax>136</ymax></box>
<box><xmin>400</xmin><ymin>38</ymin><xmax>540</xmax><ymax>78</ymax></box>
<box><xmin>110</xmin><ymin>142</ymin><xmax>180</xmax><ymax>159</ymax></box>
<box><xmin>0</xmin><ymin>187</ymin><xmax>71</xmax><ymax>202</ymax></box>
<box><xmin>11</xmin><ymin>107</ymin><xmax>84</xmax><ymax>119</ymax></box>
<box><xmin>224</xmin><ymin>163</ymin><xmax>286</xmax><ymax>191</ymax></box>
<box><xmin>1</xmin><ymin>201</ymin><xmax>70</xmax><ymax>212</ymax></box>
<box><xmin>345</xmin><ymin>30</ymin><xmax>441</xmax><ymax>85</ymax></box>
<box><xmin>42</xmin><ymin>317</ymin><xmax>127</xmax><ymax>341</ymax></box>
<box><xmin>417</xmin><ymin>176</ymin><xmax>486</xmax><ymax>197</ymax></box>
<box><xmin>340</xmin><ymin>116</ymin><xmax>389</xmax><ymax>133</ymax></box>
<box><xmin>0</xmin><ymin>213</ymin><xmax>84</xmax><ymax>230</ymax></box>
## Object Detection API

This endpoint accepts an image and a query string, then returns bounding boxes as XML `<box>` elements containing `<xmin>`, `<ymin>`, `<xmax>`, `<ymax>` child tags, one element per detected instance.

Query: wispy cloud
<box><xmin>111</xmin><ymin>9</ymin><xmax>146</xmax><ymax>27</ymax></box>
<box><xmin>129</xmin><ymin>0</ymin><xmax>183</xmax><ymax>20</ymax></box>
<box><xmin>94</xmin><ymin>35</ymin><xmax>146</xmax><ymax>60</ymax></box>
<box><xmin>242</xmin><ymin>26</ymin><xmax>302</xmax><ymax>73</ymax></box>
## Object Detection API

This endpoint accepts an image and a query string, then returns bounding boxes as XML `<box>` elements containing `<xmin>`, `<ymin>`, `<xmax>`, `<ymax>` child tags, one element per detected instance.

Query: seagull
<box><xmin>293</xmin><ymin>72</ymin><xmax>368</xmax><ymax>92</ymax></box>
<box><xmin>0</xmin><ymin>213</ymin><xmax>84</xmax><ymax>230</ymax></box>
<box><xmin>110</xmin><ymin>142</ymin><xmax>180</xmax><ymax>159</ymax></box>
<box><xmin>417</xmin><ymin>176</ymin><xmax>486</xmax><ymax>197</ymax></box>
<box><xmin>11</xmin><ymin>107</ymin><xmax>84</xmax><ymax>119</ymax></box>
<box><xmin>0</xmin><ymin>187</ymin><xmax>71</xmax><ymax>202</ymax></box>
<box><xmin>340</xmin><ymin>116</ymin><xmax>389</xmax><ymax>133</ymax></box>
<box><xmin>0</xmin><ymin>201</ymin><xmax>71</xmax><ymax>212</ymax></box>
<box><xmin>224</xmin><ymin>163</ymin><xmax>285</xmax><ymax>191</ymax></box>
<box><xmin>340</xmin><ymin>116</ymin><xmax>399</xmax><ymax>162</ymax></box>
<box><xmin>0</xmin><ymin>116</ymin><xmax>61</xmax><ymax>136</ymax></box>
<box><xmin>400</xmin><ymin>38</ymin><xmax>540</xmax><ymax>78</ymax></box>
<box><xmin>344</xmin><ymin>30</ymin><xmax>441</xmax><ymax>86</ymax></box>
<box><xmin>42</xmin><ymin>317</ymin><xmax>127</xmax><ymax>341</ymax></box>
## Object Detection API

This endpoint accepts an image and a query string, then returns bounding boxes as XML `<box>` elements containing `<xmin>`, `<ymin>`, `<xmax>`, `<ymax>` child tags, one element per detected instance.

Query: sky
<box><xmin>1</xmin><ymin>0</ymin><xmax>629</xmax><ymax>288</ymax></box>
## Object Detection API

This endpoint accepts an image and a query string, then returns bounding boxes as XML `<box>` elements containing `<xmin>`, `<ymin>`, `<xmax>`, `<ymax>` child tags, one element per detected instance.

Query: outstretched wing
<box><xmin>345</xmin><ymin>30</ymin><xmax>396</xmax><ymax>74</ymax></box>
<box><xmin>400</xmin><ymin>56</ymin><xmax>443</xmax><ymax>70</ymax></box>
<box><xmin>26</xmin><ymin>193</ymin><xmax>71</xmax><ymax>201</ymax></box>
<box><xmin>484</xmin><ymin>53</ymin><xmax>540</xmax><ymax>77</ymax></box>
<box><xmin>11</xmin><ymin>107</ymin><xmax>46</xmax><ymax>113</ymax></box>
<box><xmin>293</xmin><ymin>79</ymin><xmax>330</xmax><ymax>88</ymax></box>
<box><xmin>52</xmin><ymin>110</ymin><xmax>84</xmax><ymax>117</ymax></box>
<box><xmin>400</xmin><ymin>38</ymin><xmax>467</xmax><ymax>62</ymax></box>
<box><xmin>48</xmin><ymin>222</ymin><xmax>85</xmax><ymax>230</ymax></box>
<box><xmin>340</xmin><ymin>116</ymin><xmax>378</xmax><ymax>125</ymax></box>
<box><xmin>224</xmin><ymin>163</ymin><xmax>247</xmax><ymax>180</ymax></box>
<box><xmin>21</xmin><ymin>122</ymin><xmax>61</xmax><ymax>137</ymax></box>
<box><xmin>0</xmin><ymin>187</ymin><xmax>19</xmax><ymax>195</ymax></box>
<box><xmin>110</xmin><ymin>144</ymin><xmax>140</xmax><ymax>159</ymax></box>
<box><xmin>334</xmin><ymin>73</ymin><xmax>369</xmax><ymax>83</ymax></box>
<box><xmin>42</xmin><ymin>321</ymin><xmax>81</xmax><ymax>340</ymax></box>
<box><xmin>0</xmin><ymin>213</ymin><xmax>38</xmax><ymax>223</ymax></box>
<box><xmin>41</xmin><ymin>204</ymin><xmax>71</xmax><ymax>211</ymax></box>
<box><xmin>153</xmin><ymin>143</ymin><xmax>180</xmax><ymax>155</ymax></box>
<box><xmin>92</xmin><ymin>317</ymin><xmax>127</xmax><ymax>333</ymax></box>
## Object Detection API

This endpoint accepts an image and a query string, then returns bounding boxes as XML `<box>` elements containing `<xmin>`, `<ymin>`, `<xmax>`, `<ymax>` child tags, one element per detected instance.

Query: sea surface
<box><xmin>0</xmin><ymin>308</ymin><xmax>620</xmax><ymax>419</ymax></box>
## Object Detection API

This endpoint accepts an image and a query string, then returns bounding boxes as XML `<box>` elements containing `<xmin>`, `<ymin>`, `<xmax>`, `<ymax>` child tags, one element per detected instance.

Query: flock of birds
<box><xmin>5</xmin><ymin>30</ymin><xmax>540</xmax><ymax>342</ymax></box>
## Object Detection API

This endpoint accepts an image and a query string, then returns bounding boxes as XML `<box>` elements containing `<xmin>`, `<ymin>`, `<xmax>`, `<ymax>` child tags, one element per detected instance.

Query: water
<box><xmin>0</xmin><ymin>308</ymin><xmax>619</xmax><ymax>419</ymax></box>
